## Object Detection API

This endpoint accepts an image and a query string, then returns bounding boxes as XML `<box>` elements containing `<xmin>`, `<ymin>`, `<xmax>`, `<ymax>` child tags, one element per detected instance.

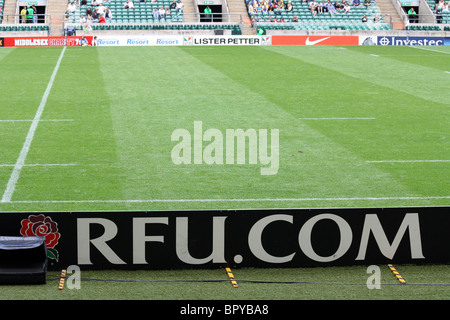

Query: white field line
<box><xmin>5</xmin><ymin>196</ymin><xmax>450</xmax><ymax>204</ymax></box>
<box><xmin>0</xmin><ymin>119</ymin><xmax>73</xmax><ymax>122</ymax></box>
<box><xmin>1</xmin><ymin>47</ymin><xmax>66</xmax><ymax>203</ymax></box>
<box><xmin>367</xmin><ymin>160</ymin><xmax>450</xmax><ymax>163</ymax></box>
<box><xmin>0</xmin><ymin>164</ymin><xmax>76</xmax><ymax>167</ymax></box>
<box><xmin>298</xmin><ymin>118</ymin><xmax>376</xmax><ymax>120</ymax></box>
<box><xmin>410</xmin><ymin>46</ymin><xmax>450</xmax><ymax>55</ymax></box>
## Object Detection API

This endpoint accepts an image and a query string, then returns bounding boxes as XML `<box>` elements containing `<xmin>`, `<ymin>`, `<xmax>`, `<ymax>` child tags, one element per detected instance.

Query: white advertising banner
<box><xmin>95</xmin><ymin>35</ymin><xmax>183</xmax><ymax>46</ymax></box>
<box><xmin>183</xmin><ymin>36</ymin><xmax>272</xmax><ymax>46</ymax></box>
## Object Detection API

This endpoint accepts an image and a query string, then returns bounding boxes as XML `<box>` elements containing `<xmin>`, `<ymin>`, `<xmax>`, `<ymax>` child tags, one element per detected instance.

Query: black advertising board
<box><xmin>0</xmin><ymin>207</ymin><xmax>448</xmax><ymax>270</ymax></box>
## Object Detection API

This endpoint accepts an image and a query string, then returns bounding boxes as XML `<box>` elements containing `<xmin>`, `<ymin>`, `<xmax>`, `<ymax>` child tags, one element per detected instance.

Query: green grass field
<box><xmin>0</xmin><ymin>45</ymin><xmax>449</xmax><ymax>301</ymax></box>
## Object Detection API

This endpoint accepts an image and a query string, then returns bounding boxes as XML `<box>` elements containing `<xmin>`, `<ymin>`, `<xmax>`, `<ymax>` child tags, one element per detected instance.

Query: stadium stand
<box><xmin>0</xmin><ymin>0</ymin><xmax>51</xmax><ymax>35</ymax></box>
<box><xmin>67</xmin><ymin>0</ymin><xmax>185</xmax><ymax>24</ymax></box>
<box><xmin>0</xmin><ymin>0</ymin><xmax>448</xmax><ymax>36</ymax></box>
<box><xmin>63</xmin><ymin>0</ymin><xmax>243</xmax><ymax>34</ymax></box>
<box><xmin>249</xmin><ymin>0</ymin><xmax>393</xmax><ymax>31</ymax></box>
<box><xmin>425</xmin><ymin>0</ymin><xmax>450</xmax><ymax>23</ymax></box>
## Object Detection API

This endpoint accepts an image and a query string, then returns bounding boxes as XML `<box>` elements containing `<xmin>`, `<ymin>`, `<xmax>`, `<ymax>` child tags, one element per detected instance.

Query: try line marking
<box><xmin>4</xmin><ymin>196</ymin><xmax>450</xmax><ymax>204</ymax></box>
<box><xmin>0</xmin><ymin>164</ymin><xmax>76</xmax><ymax>167</ymax></box>
<box><xmin>1</xmin><ymin>46</ymin><xmax>66</xmax><ymax>203</ymax></box>
<box><xmin>0</xmin><ymin>119</ymin><xmax>73</xmax><ymax>122</ymax></box>
<box><xmin>298</xmin><ymin>118</ymin><xmax>376</xmax><ymax>120</ymax></box>
<box><xmin>410</xmin><ymin>46</ymin><xmax>450</xmax><ymax>55</ymax></box>
<box><xmin>367</xmin><ymin>160</ymin><xmax>450</xmax><ymax>163</ymax></box>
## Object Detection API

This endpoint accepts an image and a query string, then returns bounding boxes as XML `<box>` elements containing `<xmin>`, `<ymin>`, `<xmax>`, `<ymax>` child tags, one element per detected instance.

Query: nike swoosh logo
<box><xmin>305</xmin><ymin>37</ymin><xmax>331</xmax><ymax>45</ymax></box>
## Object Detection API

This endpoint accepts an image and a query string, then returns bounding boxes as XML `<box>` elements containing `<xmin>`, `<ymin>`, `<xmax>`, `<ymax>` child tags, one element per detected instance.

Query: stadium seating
<box><xmin>68</xmin><ymin>0</ymin><xmax>184</xmax><ymax>23</ymax></box>
<box><xmin>0</xmin><ymin>25</ymin><xmax>49</xmax><ymax>31</ymax></box>
<box><xmin>422</xmin><ymin>0</ymin><xmax>450</xmax><ymax>24</ymax></box>
<box><xmin>249</xmin><ymin>0</ymin><xmax>392</xmax><ymax>31</ymax></box>
<box><xmin>64</xmin><ymin>0</ymin><xmax>242</xmax><ymax>34</ymax></box>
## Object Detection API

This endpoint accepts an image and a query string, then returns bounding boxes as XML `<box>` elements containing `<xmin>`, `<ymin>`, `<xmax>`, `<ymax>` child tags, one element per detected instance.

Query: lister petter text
<box><xmin>194</xmin><ymin>37</ymin><xmax>262</xmax><ymax>45</ymax></box>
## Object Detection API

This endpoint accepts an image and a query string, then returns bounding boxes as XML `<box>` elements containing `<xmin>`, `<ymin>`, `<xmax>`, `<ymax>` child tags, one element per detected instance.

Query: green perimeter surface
<box><xmin>0</xmin><ymin>265</ymin><xmax>449</xmax><ymax>300</ymax></box>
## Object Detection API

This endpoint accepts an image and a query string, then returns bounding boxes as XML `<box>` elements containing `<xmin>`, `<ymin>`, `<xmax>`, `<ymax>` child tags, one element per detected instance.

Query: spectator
<box><xmin>124</xmin><ymin>0</ymin><xmax>134</xmax><ymax>9</ymax></box>
<box><xmin>32</xmin><ymin>5</ymin><xmax>37</xmax><ymax>23</ymax></box>
<box><xmin>327</xmin><ymin>1</ymin><xmax>336</xmax><ymax>16</ymax></box>
<box><xmin>353</xmin><ymin>0</ymin><xmax>361</xmax><ymax>6</ymax></box>
<box><xmin>97</xmin><ymin>3</ymin><xmax>106</xmax><ymax>15</ymax></box>
<box><xmin>317</xmin><ymin>1</ymin><xmax>324</xmax><ymax>13</ymax></box>
<box><xmin>321</xmin><ymin>0</ymin><xmax>328</xmax><ymax>12</ymax></box>
<box><xmin>91</xmin><ymin>0</ymin><xmax>102</xmax><ymax>6</ymax></box>
<box><xmin>105</xmin><ymin>7</ymin><xmax>113</xmax><ymax>22</ymax></box>
<box><xmin>363</xmin><ymin>0</ymin><xmax>371</xmax><ymax>8</ymax></box>
<box><xmin>170</xmin><ymin>0</ymin><xmax>177</xmax><ymax>9</ymax></box>
<box><xmin>176</xmin><ymin>0</ymin><xmax>184</xmax><ymax>13</ymax></box>
<box><xmin>361</xmin><ymin>13</ymin><xmax>367</xmax><ymax>22</ymax></box>
<box><xmin>373</xmin><ymin>13</ymin><xmax>380</xmax><ymax>22</ymax></box>
<box><xmin>66</xmin><ymin>25</ymin><xmax>75</xmax><ymax>35</ymax></box>
<box><xmin>443</xmin><ymin>2</ymin><xmax>449</xmax><ymax>12</ymax></box>
<box><xmin>26</xmin><ymin>6</ymin><xmax>34</xmax><ymax>23</ymax></box>
<box><xmin>292</xmin><ymin>14</ymin><xmax>298</xmax><ymax>21</ymax></box>
<box><xmin>98</xmin><ymin>13</ymin><xmax>105</xmax><ymax>22</ymax></box>
<box><xmin>86</xmin><ymin>6</ymin><xmax>93</xmax><ymax>18</ymax></box>
<box><xmin>80</xmin><ymin>36</ymin><xmax>89</xmax><ymax>46</ymax></box>
<box><xmin>262</xmin><ymin>3</ymin><xmax>268</xmax><ymax>13</ymax></box>
<box><xmin>20</xmin><ymin>6</ymin><xmax>27</xmax><ymax>23</ymax></box>
<box><xmin>159</xmin><ymin>5</ymin><xmax>166</xmax><ymax>18</ymax></box>
<box><xmin>204</xmin><ymin>5</ymin><xmax>212</xmax><ymax>21</ymax></box>
<box><xmin>408</xmin><ymin>7</ymin><xmax>417</xmax><ymax>23</ymax></box>
<box><xmin>92</xmin><ymin>8</ymin><xmax>99</xmax><ymax>21</ymax></box>
<box><xmin>286</xmin><ymin>1</ymin><xmax>293</xmax><ymax>11</ymax></box>
<box><xmin>153</xmin><ymin>8</ymin><xmax>159</xmax><ymax>20</ymax></box>
<box><xmin>343</xmin><ymin>2</ymin><xmax>351</xmax><ymax>12</ymax></box>
<box><xmin>309</xmin><ymin>0</ymin><xmax>318</xmax><ymax>16</ymax></box>
<box><xmin>67</xmin><ymin>0</ymin><xmax>76</xmax><ymax>13</ymax></box>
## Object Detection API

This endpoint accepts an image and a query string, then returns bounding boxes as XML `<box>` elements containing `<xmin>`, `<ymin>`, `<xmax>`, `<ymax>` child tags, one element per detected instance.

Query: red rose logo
<box><xmin>20</xmin><ymin>214</ymin><xmax>61</xmax><ymax>261</ymax></box>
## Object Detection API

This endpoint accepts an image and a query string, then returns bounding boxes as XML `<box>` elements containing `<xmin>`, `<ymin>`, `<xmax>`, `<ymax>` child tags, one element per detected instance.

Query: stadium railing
<box><xmin>0</xmin><ymin>14</ymin><xmax>51</xmax><ymax>36</ymax></box>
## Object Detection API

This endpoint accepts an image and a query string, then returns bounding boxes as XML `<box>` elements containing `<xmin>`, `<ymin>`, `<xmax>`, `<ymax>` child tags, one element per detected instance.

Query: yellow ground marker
<box><xmin>225</xmin><ymin>267</ymin><xmax>238</xmax><ymax>288</ymax></box>
<box><xmin>388</xmin><ymin>264</ymin><xmax>407</xmax><ymax>284</ymax></box>
<box><xmin>58</xmin><ymin>269</ymin><xmax>66</xmax><ymax>290</ymax></box>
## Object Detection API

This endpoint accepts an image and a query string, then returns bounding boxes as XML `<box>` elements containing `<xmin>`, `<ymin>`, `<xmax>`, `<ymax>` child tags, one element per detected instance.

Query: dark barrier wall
<box><xmin>0</xmin><ymin>207</ymin><xmax>448</xmax><ymax>270</ymax></box>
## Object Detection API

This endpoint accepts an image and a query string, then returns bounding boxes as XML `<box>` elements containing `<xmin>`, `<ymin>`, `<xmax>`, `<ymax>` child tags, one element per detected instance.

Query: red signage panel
<box><xmin>272</xmin><ymin>35</ymin><xmax>359</xmax><ymax>45</ymax></box>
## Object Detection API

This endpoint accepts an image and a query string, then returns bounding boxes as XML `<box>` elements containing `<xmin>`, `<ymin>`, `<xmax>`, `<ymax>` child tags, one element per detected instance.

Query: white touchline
<box><xmin>367</xmin><ymin>160</ymin><xmax>450</xmax><ymax>163</ymax></box>
<box><xmin>0</xmin><ymin>164</ymin><xmax>76</xmax><ymax>167</ymax></box>
<box><xmin>0</xmin><ymin>119</ymin><xmax>73</xmax><ymax>122</ymax></box>
<box><xmin>410</xmin><ymin>46</ymin><xmax>450</xmax><ymax>55</ymax></box>
<box><xmin>298</xmin><ymin>118</ymin><xmax>376</xmax><ymax>120</ymax></box>
<box><xmin>5</xmin><ymin>196</ymin><xmax>450</xmax><ymax>204</ymax></box>
<box><xmin>1</xmin><ymin>46</ymin><xmax>66</xmax><ymax>203</ymax></box>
